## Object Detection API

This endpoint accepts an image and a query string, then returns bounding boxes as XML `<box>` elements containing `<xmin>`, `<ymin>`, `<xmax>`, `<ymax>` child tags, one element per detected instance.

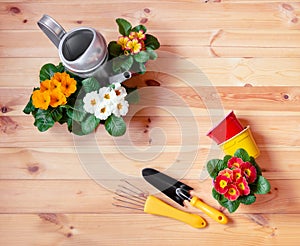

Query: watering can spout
<box><xmin>108</xmin><ymin>71</ymin><xmax>132</xmax><ymax>84</ymax></box>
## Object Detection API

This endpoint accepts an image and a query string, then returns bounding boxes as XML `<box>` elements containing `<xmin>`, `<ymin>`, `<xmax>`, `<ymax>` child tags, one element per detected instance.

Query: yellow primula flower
<box><xmin>49</xmin><ymin>89</ymin><xmax>67</xmax><ymax>108</ymax></box>
<box><xmin>129</xmin><ymin>31</ymin><xmax>146</xmax><ymax>41</ymax></box>
<box><xmin>126</xmin><ymin>38</ymin><xmax>142</xmax><ymax>54</ymax></box>
<box><xmin>117</xmin><ymin>36</ymin><xmax>130</xmax><ymax>50</ymax></box>
<box><xmin>32</xmin><ymin>89</ymin><xmax>51</xmax><ymax>110</ymax></box>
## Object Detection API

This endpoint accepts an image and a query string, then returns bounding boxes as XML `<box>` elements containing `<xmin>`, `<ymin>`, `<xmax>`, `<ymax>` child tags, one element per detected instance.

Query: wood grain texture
<box><xmin>1</xmin><ymin>0</ymin><xmax>300</xmax><ymax>245</ymax></box>
<box><xmin>0</xmin><ymin>214</ymin><xmax>298</xmax><ymax>246</ymax></box>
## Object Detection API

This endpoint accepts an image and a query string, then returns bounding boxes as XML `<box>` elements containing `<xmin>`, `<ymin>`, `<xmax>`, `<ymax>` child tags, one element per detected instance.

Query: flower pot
<box><xmin>206</xmin><ymin>111</ymin><xmax>244</xmax><ymax>144</ymax></box>
<box><xmin>219</xmin><ymin>126</ymin><xmax>260</xmax><ymax>158</ymax></box>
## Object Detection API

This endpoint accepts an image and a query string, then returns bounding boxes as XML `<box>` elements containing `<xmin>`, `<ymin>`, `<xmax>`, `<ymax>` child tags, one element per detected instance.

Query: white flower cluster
<box><xmin>83</xmin><ymin>83</ymin><xmax>129</xmax><ymax>120</ymax></box>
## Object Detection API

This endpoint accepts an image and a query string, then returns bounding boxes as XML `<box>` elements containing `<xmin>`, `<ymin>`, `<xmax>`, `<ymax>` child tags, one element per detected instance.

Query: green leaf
<box><xmin>132</xmin><ymin>25</ymin><xmax>147</xmax><ymax>33</ymax></box>
<box><xmin>51</xmin><ymin>107</ymin><xmax>63</xmax><ymax>122</ymax></box>
<box><xmin>249</xmin><ymin>156</ymin><xmax>262</xmax><ymax>176</ymax></box>
<box><xmin>146</xmin><ymin>49</ymin><xmax>158</xmax><ymax>60</ymax></box>
<box><xmin>72</xmin><ymin>100</ymin><xmax>87</xmax><ymax>122</ymax></box>
<box><xmin>212</xmin><ymin>188</ymin><xmax>240</xmax><ymax>213</ymax></box>
<box><xmin>238</xmin><ymin>195</ymin><xmax>256</xmax><ymax>205</ymax></box>
<box><xmin>223</xmin><ymin>155</ymin><xmax>232</xmax><ymax>165</ymax></box>
<box><xmin>39</xmin><ymin>63</ymin><xmax>58</xmax><ymax>82</ymax></box>
<box><xmin>108</xmin><ymin>41</ymin><xmax>123</xmax><ymax>57</ymax></box>
<box><xmin>125</xmin><ymin>87</ymin><xmax>139</xmax><ymax>104</ymax></box>
<box><xmin>82</xmin><ymin>77</ymin><xmax>101</xmax><ymax>93</ymax></box>
<box><xmin>33</xmin><ymin>109</ymin><xmax>55</xmax><ymax>132</ymax></box>
<box><xmin>212</xmin><ymin>188</ymin><xmax>222</xmax><ymax>201</ymax></box>
<box><xmin>130</xmin><ymin>61</ymin><xmax>146</xmax><ymax>74</ymax></box>
<box><xmin>68</xmin><ymin>119</ymin><xmax>85</xmax><ymax>136</ymax></box>
<box><xmin>81</xmin><ymin>114</ymin><xmax>100</xmax><ymax>135</ymax></box>
<box><xmin>145</xmin><ymin>34</ymin><xmax>160</xmax><ymax>50</ymax></box>
<box><xmin>207</xmin><ymin>159</ymin><xmax>223</xmax><ymax>179</ymax></box>
<box><xmin>234</xmin><ymin>148</ymin><xmax>250</xmax><ymax>162</ymax></box>
<box><xmin>116</xmin><ymin>18</ymin><xmax>132</xmax><ymax>36</ymax></box>
<box><xmin>134</xmin><ymin>51</ymin><xmax>150</xmax><ymax>63</ymax></box>
<box><xmin>105</xmin><ymin>114</ymin><xmax>126</xmax><ymax>136</ymax></box>
<box><xmin>254</xmin><ymin>176</ymin><xmax>271</xmax><ymax>194</ymax></box>
<box><xmin>23</xmin><ymin>96</ymin><xmax>35</xmax><ymax>114</ymax></box>
<box><xmin>222</xmin><ymin>199</ymin><xmax>240</xmax><ymax>213</ymax></box>
<box><xmin>56</xmin><ymin>63</ymin><xmax>65</xmax><ymax>73</ymax></box>
<box><xmin>112</xmin><ymin>55</ymin><xmax>134</xmax><ymax>73</ymax></box>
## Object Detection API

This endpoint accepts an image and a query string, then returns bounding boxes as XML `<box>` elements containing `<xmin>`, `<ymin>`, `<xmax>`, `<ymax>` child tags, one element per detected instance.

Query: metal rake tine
<box><xmin>116</xmin><ymin>186</ymin><xmax>147</xmax><ymax>201</ymax></box>
<box><xmin>114</xmin><ymin>190</ymin><xmax>146</xmax><ymax>205</ymax></box>
<box><xmin>113</xmin><ymin>196</ymin><xmax>144</xmax><ymax>208</ymax></box>
<box><xmin>112</xmin><ymin>202</ymin><xmax>144</xmax><ymax>211</ymax></box>
<box><xmin>120</xmin><ymin>179</ymin><xmax>149</xmax><ymax>197</ymax></box>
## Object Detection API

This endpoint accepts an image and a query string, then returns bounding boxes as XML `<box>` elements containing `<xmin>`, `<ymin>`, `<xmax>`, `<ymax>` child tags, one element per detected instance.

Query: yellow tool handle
<box><xmin>190</xmin><ymin>196</ymin><xmax>228</xmax><ymax>224</ymax></box>
<box><xmin>144</xmin><ymin>195</ymin><xmax>206</xmax><ymax>228</ymax></box>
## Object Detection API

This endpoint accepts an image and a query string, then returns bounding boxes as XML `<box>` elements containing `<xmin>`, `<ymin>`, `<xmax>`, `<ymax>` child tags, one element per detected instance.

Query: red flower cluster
<box><xmin>214</xmin><ymin>157</ymin><xmax>257</xmax><ymax>201</ymax></box>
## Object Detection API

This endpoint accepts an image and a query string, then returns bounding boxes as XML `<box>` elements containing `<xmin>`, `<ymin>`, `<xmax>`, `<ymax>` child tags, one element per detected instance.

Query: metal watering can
<box><xmin>37</xmin><ymin>15</ymin><xmax>131</xmax><ymax>84</ymax></box>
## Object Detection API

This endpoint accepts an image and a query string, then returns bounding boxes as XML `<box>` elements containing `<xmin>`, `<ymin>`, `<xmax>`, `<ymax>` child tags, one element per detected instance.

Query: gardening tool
<box><xmin>112</xmin><ymin>180</ymin><xmax>207</xmax><ymax>228</ymax></box>
<box><xmin>142</xmin><ymin>168</ymin><xmax>228</xmax><ymax>224</ymax></box>
<box><xmin>37</xmin><ymin>14</ymin><xmax>131</xmax><ymax>84</ymax></box>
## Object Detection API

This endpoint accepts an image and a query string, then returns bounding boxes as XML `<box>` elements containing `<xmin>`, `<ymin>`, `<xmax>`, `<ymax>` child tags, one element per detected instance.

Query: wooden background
<box><xmin>0</xmin><ymin>0</ymin><xmax>300</xmax><ymax>245</ymax></box>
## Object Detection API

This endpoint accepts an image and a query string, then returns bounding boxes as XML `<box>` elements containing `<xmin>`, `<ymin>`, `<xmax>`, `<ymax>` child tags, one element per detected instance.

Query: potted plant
<box><xmin>206</xmin><ymin>148</ymin><xmax>271</xmax><ymax>213</ymax></box>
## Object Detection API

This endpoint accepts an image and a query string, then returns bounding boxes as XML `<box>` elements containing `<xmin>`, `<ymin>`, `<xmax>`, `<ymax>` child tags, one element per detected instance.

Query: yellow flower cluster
<box><xmin>117</xmin><ymin>30</ymin><xmax>146</xmax><ymax>55</ymax></box>
<box><xmin>32</xmin><ymin>72</ymin><xmax>77</xmax><ymax>110</ymax></box>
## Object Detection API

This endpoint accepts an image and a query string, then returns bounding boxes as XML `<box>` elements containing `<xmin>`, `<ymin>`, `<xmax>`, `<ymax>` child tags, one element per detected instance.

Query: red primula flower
<box><xmin>241</xmin><ymin>162</ymin><xmax>257</xmax><ymax>183</ymax></box>
<box><xmin>224</xmin><ymin>184</ymin><xmax>240</xmax><ymax>201</ymax></box>
<box><xmin>232</xmin><ymin>168</ymin><xmax>243</xmax><ymax>181</ymax></box>
<box><xmin>218</xmin><ymin>168</ymin><xmax>233</xmax><ymax>180</ymax></box>
<box><xmin>227</xmin><ymin>157</ymin><xmax>244</xmax><ymax>169</ymax></box>
<box><xmin>214</xmin><ymin>175</ymin><xmax>231</xmax><ymax>195</ymax></box>
<box><xmin>236</xmin><ymin>177</ymin><xmax>250</xmax><ymax>196</ymax></box>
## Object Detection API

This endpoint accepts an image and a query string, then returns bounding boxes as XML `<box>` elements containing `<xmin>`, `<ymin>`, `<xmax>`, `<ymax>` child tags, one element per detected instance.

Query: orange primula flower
<box><xmin>54</xmin><ymin>72</ymin><xmax>77</xmax><ymax>97</ymax></box>
<box><xmin>49</xmin><ymin>89</ymin><xmax>67</xmax><ymax>108</ymax></box>
<box><xmin>32</xmin><ymin>89</ymin><xmax>51</xmax><ymax>110</ymax></box>
<box><xmin>50</xmin><ymin>79</ymin><xmax>61</xmax><ymax>91</ymax></box>
<box><xmin>40</xmin><ymin>79</ymin><xmax>52</xmax><ymax>92</ymax></box>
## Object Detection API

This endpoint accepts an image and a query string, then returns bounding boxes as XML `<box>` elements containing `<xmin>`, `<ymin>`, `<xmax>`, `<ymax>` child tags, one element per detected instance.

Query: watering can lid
<box><xmin>37</xmin><ymin>14</ymin><xmax>66</xmax><ymax>48</ymax></box>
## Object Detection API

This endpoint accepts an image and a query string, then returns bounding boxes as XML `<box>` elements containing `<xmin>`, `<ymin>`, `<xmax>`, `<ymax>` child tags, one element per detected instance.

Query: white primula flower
<box><xmin>113</xmin><ymin>99</ymin><xmax>129</xmax><ymax>117</ymax></box>
<box><xmin>83</xmin><ymin>91</ymin><xmax>100</xmax><ymax>114</ymax></box>
<box><xmin>94</xmin><ymin>101</ymin><xmax>113</xmax><ymax>120</ymax></box>
<box><xmin>98</xmin><ymin>86</ymin><xmax>116</xmax><ymax>103</ymax></box>
<box><xmin>113</xmin><ymin>83</ymin><xmax>127</xmax><ymax>100</ymax></box>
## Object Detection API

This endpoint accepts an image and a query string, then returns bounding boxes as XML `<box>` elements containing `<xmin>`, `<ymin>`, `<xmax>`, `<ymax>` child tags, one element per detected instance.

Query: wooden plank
<box><xmin>1</xmin><ymin>114</ymin><xmax>300</xmax><ymax>148</ymax></box>
<box><xmin>0</xmin><ymin>147</ymin><xmax>299</xmax><ymax>180</ymax></box>
<box><xmin>1</xmin><ymin>57</ymin><xmax>300</xmax><ymax>87</ymax></box>
<box><xmin>2</xmin><ymin>0</ymin><xmax>299</xmax><ymax>3</ymax></box>
<box><xmin>1</xmin><ymin>30</ymin><xmax>300</xmax><ymax>59</ymax></box>
<box><xmin>1</xmin><ymin>86</ymin><xmax>300</xmax><ymax>117</ymax></box>
<box><xmin>1</xmin><ymin>0</ymin><xmax>299</xmax><ymax>3</ymax></box>
<box><xmin>0</xmin><ymin>213</ymin><xmax>299</xmax><ymax>246</ymax></box>
<box><xmin>0</xmin><ymin>179</ymin><xmax>297</xmax><ymax>213</ymax></box>
<box><xmin>1</xmin><ymin>2</ymin><xmax>300</xmax><ymax>31</ymax></box>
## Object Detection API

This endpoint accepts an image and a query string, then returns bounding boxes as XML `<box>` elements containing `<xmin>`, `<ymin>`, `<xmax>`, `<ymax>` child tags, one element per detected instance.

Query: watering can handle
<box><xmin>37</xmin><ymin>14</ymin><xmax>66</xmax><ymax>48</ymax></box>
